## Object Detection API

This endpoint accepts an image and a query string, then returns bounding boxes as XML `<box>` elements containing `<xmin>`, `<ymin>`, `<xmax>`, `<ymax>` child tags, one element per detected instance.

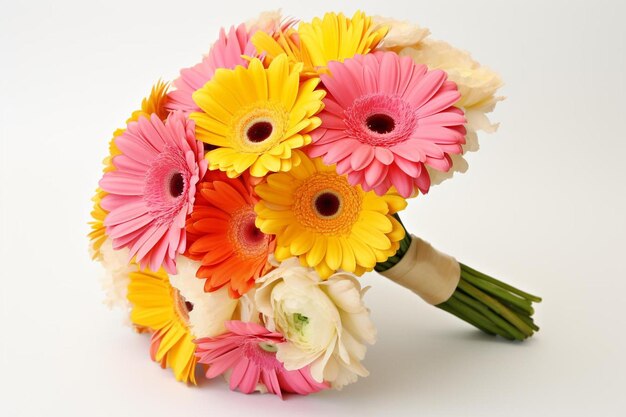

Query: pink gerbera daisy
<box><xmin>195</xmin><ymin>321</ymin><xmax>328</xmax><ymax>398</ymax></box>
<box><xmin>99</xmin><ymin>112</ymin><xmax>207</xmax><ymax>273</ymax></box>
<box><xmin>307</xmin><ymin>51</ymin><xmax>467</xmax><ymax>197</ymax></box>
<box><xmin>166</xmin><ymin>24</ymin><xmax>257</xmax><ymax>113</ymax></box>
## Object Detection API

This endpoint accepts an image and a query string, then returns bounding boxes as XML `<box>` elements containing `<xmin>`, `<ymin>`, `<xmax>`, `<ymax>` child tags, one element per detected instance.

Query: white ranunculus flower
<box><xmin>372</xmin><ymin>16</ymin><xmax>430</xmax><ymax>49</ymax></box>
<box><xmin>98</xmin><ymin>239</ymin><xmax>136</xmax><ymax>311</ymax></box>
<box><xmin>255</xmin><ymin>258</ymin><xmax>376</xmax><ymax>389</ymax></box>
<box><xmin>398</xmin><ymin>39</ymin><xmax>504</xmax><ymax>185</ymax></box>
<box><xmin>400</xmin><ymin>39</ymin><xmax>503</xmax><ymax>114</ymax></box>
<box><xmin>168</xmin><ymin>257</ymin><xmax>239</xmax><ymax>339</ymax></box>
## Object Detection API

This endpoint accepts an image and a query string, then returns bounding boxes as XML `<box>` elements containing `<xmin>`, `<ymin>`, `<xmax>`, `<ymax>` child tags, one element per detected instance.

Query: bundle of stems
<box><xmin>376</xmin><ymin>214</ymin><xmax>541</xmax><ymax>341</ymax></box>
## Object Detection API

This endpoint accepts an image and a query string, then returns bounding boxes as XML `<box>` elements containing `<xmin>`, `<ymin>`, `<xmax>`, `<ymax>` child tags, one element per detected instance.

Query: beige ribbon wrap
<box><xmin>380</xmin><ymin>235</ymin><xmax>461</xmax><ymax>305</ymax></box>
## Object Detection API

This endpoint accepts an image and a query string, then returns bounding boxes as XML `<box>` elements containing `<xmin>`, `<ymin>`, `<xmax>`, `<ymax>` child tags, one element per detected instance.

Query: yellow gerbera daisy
<box><xmin>127</xmin><ymin>268</ymin><xmax>198</xmax><ymax>384</ymax></box>
<box><xmin>254</xmin><ymin>155</ymin><xmax>406</xmax><ymax>278</ymax></box>
<box><xmin>252</xmin><ymin>11</ymin><xmax>388</xmax><ymax>74</ymax></box>
<box><xmin>190</xmin><ymin>54</ymin><xmax>325</xmax><ymax>178</ymax></box>
<box><xmin>89</xmin><ymin>81</ymin><xmax>170</xmax><ymax>259</ymax></box>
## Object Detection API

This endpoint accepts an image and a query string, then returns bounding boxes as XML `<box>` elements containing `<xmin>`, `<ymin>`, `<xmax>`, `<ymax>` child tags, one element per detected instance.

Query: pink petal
<box><xmin>389</xmin><ymin>165</ymin><xmax>414</xmax><ymax>197</ymax></box>
<box><xmin>364</xmin><ymin>159</ymin><xmax>388</xmax><ymax>188</ymax></box>
<box><xmin>393</xmin><ymin>155</ymin><xmax>421</xmax><ymax>177</ymax></box>
<box><xmin>390</xmin><ymin>141</ymin><xmax>426</xmax><ymax>162</ymax></box>
<box><xmin>109</xmin><ymin>213</ymin><xmax>153</xmax><ymax>238</ymax></box>
<box><xmin>204</xmin><ymin>349</ymin><xmax>241</xmax><ymax>378</ymax></box>
<box><xmin>378</xmin><ymin>51</ymin><xmax>400</xmax><ymax>94</ymax></box>
<box><xmin>404</xmin><ymin>69</ymin><xmax>447</xmax><ymax>110</ymax></box>
<box><xmin>425</xmin><ymin>154</ymin><xmax>453</xmax><ymax>171</ymax></box>
<box><xmin>99</xmin><ymin>172</ymin><xmax>145</xmax><ymax>196</ymax></box>
<box><xmin>419</xmin><ymin>111</ymin><xmax>466</xmax><ymax>127</ymax></box>
<box><xmin>415</xmin><ymin>170</ymin><xmax>431</xmax><ymax>194</ymax></box>
<box><xmin>261</xmin><ymin>369</ymin><xmax>283</xmax><ymax>399</ymax></box>
<box><xmin>412</xmin><ymin>125</ymin><xmax>465</xmax><ymax>144</ymax></box>
<box><xmin>239</xmin><ymin>361</ymin><xmax>262</xmax><ymax>394</ymax></box>
<box><xmin>351</xmin><ymin>146</ymin><xmax>376</xmax><ymax>171</ymax></box>
<box><xmin>374</xmin><ymin>147</ymin><xmax>394</xmax><ymax>165</ymax></box>
<box><xmin>230</xmin><ymin>357</ymin><xmax>251</xmax><ymax>391</ymax></box>
<box><xmin>416</xmin><ymin>90</ymin><xmax>462</xmax><ymax>118</ymax></box>
<box><xmin>102</xmin><ymin>199</ymin><xmax>147</xmax><ymax>226</ymax></box>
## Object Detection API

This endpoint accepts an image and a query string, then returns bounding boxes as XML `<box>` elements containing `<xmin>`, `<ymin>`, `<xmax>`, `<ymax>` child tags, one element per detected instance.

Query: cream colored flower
<box><xmin>168</xmin><ymin>257</ymin><xmax>239</xmax><ymax>339</ymax></box>
<box><xmin>246</xmin><ymin>10</ymin><xmax>284</xmax><ymax>33</ymax></box>
<box><xmin>97</xmin><ymin>239</ymin><xmax>136</xmax><ymax>311</ymax></box>
<box><xmin>372</xmin><ymin>15</ymin><xmax>430</xmax><ymax>49</ymax></box>
<box><xmin>398</xmin><ymin>39</ymin><xmax>504</xmax><ymax>185</ymax></box>
<box><xmin>255</xmin><ymin>258</ymin><xmax>376</xmax><ymax>389</ymax></box>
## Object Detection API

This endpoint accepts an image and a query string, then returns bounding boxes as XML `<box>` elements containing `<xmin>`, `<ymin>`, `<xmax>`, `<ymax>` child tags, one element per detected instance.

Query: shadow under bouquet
<box><xmin>89</xmin><ymin>10</ymin><xmax>541</xmax><ymax>397</ymax></box>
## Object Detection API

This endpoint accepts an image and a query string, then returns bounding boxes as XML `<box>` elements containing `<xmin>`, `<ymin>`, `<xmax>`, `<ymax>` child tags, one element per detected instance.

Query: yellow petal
<box><xmin>338</xmin><ymin>236</ymin><xmax>357</xmax><ymax>272</ymax></box>
<box><xmin>274</xmin><ymin>245</ymin><xmax>292</xmax><ymax>261</ymax></box>
<box><xmin>387</xmin><ymin>216</ymin><xmax>406</xmax><ymax>243</ymax></box>
<box><xmin>351</xmin><ymin>223</ymin><xmax>391</xmax><ymax>250</ymax></box>
<box><xmin>192</xmin><ymin>90</ymin><xmax>234</xmax><ymax>122</ymax></box>
<box><xmin>316</xmin><ymin>260</ymin><xmax>335</xmax><ymax>279</ymax></box>
<box><xmin>383</xmin><ymin>194</ymin><xmax>409</xmax><ymax>214</ymax></box>
<box><xmin>290</xmin><ymin>230</ymin><xmax>315</xmax><ymax>255</ymax></box>
<box><xmin>249</xmin><ymin>159</ymin><xmax>269</xmax><ymax>177</ymax></box>
<box><xmin>325</xmin><ymin>236</ymin><xmax>342</xmax><ymax>271</ymax></box>
<box><xmin>279</xmin><ymin>157</ymin><xmax>293</xmax><ymax>172</ymax></box>
<box><xmin>358</xmin><ymin>210</ymin><xmax>393</xmax><ymax>233</ymax></box>
<box><xmin>259</xmin><ymin>153</ymin><xmax>281</xmax><ymax>172</ymax></box>
<box><xmin>305</xmin><ymin>235</ymin><xmax>327</xmax><ymax>267</ymax></box>
<box><xmin>267</xmin><ymin>172</ymin><xmax>300</xmax><ymax>190</ymax></box>
<box><xmin>347</xmin><ymin>236</ymin><xmax>377</xmax><ymax>269</ymax></box>
<box><xmin>276</xmin><ymin>223</ymin><xmax>302</xmax><ymax>247</ymax></box>
<box><xmin>255</xmin><ymin>185</ymin><xmax>294</xmax><ymax>206</ymax></box>
<box><xmin>232</xmin><ymin>153</ymin><xmax>258</xmax><ymax>173</ymax></box>
<box><xmin>290</xmin><ymin>153</ymin><xmax>316</xmax><ymax>180</ymax></box>
<box><xmin>362</xmin><ymin>192</ymin><xmax>390</xmax><ymax>213</ymax></box>
<box><xmin>267</xmin><ymin>54</ymin><xmax>291</xmax><ymax>101</ymax></box>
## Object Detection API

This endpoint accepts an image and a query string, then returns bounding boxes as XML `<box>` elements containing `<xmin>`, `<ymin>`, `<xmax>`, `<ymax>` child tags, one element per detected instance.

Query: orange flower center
<box><xmin>229</xmin><ymin>206</ymin><xmax>270</xmax><ymax>259</ymax></box>
<box><xmin>292</xmin><ymin>172</ymin><xmax>362</xmax><ymax>235</ymax></box>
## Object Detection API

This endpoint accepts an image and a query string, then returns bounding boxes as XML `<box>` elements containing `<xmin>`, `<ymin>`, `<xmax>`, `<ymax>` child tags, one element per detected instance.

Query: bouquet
<box><xmin>89</xmin><ymin>10</ymin><xmax>541</xmax><ymax>397</ymax></box>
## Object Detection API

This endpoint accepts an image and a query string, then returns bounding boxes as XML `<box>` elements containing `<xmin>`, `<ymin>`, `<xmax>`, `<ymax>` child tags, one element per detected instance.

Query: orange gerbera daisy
<box><xmin>185</xmin><ymin>172</ymin><xmax>275</xmax><ymax>298</ymax></box>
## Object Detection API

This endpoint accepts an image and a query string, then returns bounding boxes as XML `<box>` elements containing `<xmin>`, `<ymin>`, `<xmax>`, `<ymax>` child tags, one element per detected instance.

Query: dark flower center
<box><xmin>315</xmin><ymin>192</ymin><xmax>341</xmax><ymax>217</ymax></box>
<box><xmin>169</xmin><ymin>172</ymin><xmax>185</xmax><ymax>197</ymax></box>
<box><xmin>244</xmin><ymin>220</ymin><xmax>266</xmax><ymax>244</ymax></box>
<box><xmin>247</xmin><ymin>121</ymin><xmax>273</xmax><ymax>143</ymax></box>
<box><xmin>366</xmin><ymin>113</ymin><xmax>396</xmax><ymax>134</ymax></box>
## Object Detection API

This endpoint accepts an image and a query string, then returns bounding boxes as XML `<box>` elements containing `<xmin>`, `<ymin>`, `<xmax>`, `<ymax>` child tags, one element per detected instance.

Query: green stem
<box><xmin>462</xmin><ymin>272</ymin><xmax>535</xmax><ymax>315</ymax></box>
<box><xmin>456</xmin><ymin>280</ymin><xmax>535</xmax><ymax>337</ymax></box>
<box><xmin>445</xmin><ymin>297</ymin><xmax>518</xmax><ymax>340</ymax></box>
<box><xmin>460</xmin><ymin>263</ymin><xmax>542</xmax><ymax>303</ymax></box>
<box><xmin>451</xmin><ymin>292</ymin><xmax>525</xmax><ymax>340</ymax></box>
<box><xmin>436</xmin><ymin>302</ymin><xmax>498</xmax><ymax>337</ymax></box>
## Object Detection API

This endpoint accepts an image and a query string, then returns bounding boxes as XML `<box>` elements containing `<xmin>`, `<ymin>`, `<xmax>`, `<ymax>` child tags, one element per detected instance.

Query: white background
<box><xmin>1</xmin><ymin>0</ymin><xmax>625</xmax><ymax>416</ymax></box>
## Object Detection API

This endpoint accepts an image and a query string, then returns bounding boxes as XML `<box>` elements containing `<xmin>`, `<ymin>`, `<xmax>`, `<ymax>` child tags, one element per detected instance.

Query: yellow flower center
<box><xmin>171</xmin><ymin>287</ymin><xmax>193</xmax><ymax>325</ymax></box>
<box><xmin>229</xmin><ymin>101</ymin><xmax>289</xmax><ymax>152</ymax></box>
<box><xmin>292</xmin><ymin>172</ymin><xmax>362</xmax><ymax>235</ymax></box>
